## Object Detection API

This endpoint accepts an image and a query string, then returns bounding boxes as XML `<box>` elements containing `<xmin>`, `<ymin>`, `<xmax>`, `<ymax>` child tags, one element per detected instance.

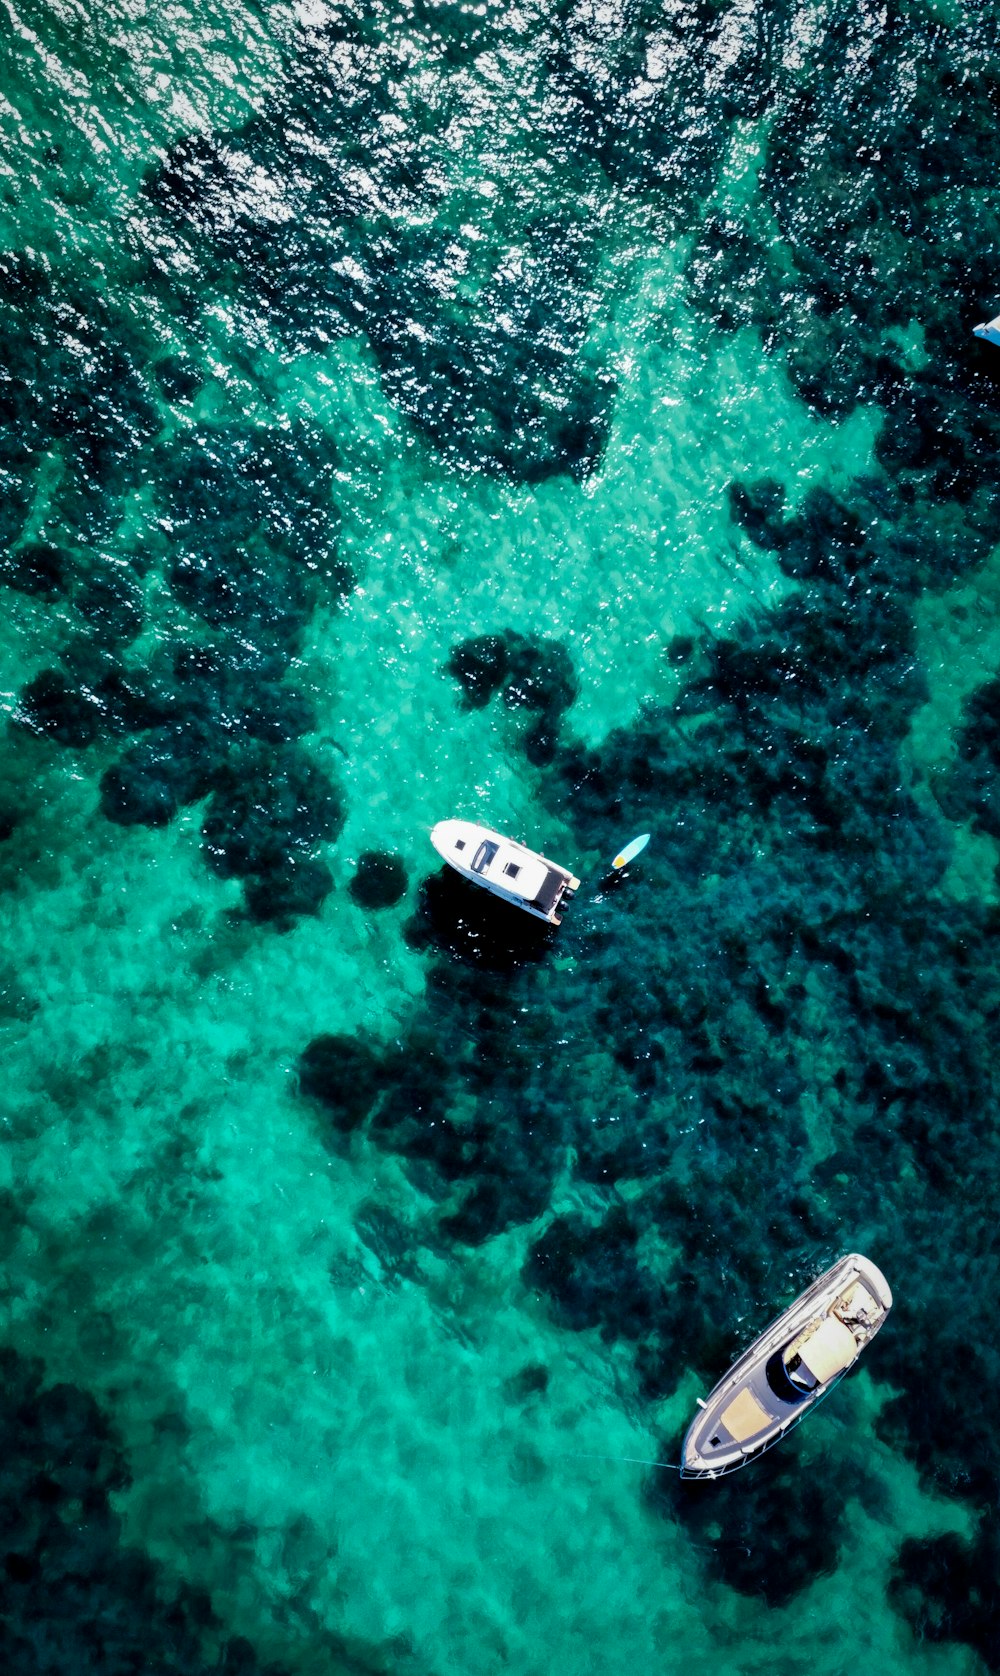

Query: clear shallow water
<box><xmin>2</xmin><ymin>1</ymin><xmax>1000</xmax><ymax>1673</ymax></box>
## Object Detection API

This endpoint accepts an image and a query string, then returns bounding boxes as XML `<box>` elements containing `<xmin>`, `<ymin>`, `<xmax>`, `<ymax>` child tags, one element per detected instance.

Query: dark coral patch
<box><xmin>0</xmin><ymin>253</ymin><xmax>157</xmax><ymax>557</ymax></box>
<box><xmin>201</xmin><ymin>751</ymin><xmax>343</xmax><ymax>881</ymax></box>
<box><xmin>349</xmin><ymin>851</ymin><xmax>408</xmax><ymax>910</ymax></box>
<box><xmin>0</xmin><ymin>253</ymin><xmax>347</xmax><ymax>929</ymax></box>
<box><xmin>941</xmin><ymin>675</ymin><xmax>1000</xmax><ymax>842</ymax></box>
<box><xmin>19</xmin><ymin>670</ymin><xmax>101</xmax><ymax>748</ymax></box>
<box><xmin>665</xmin><ymin>1442</ymin><xmax>850</xmax><ymax>1607</ymax></box>
<box><xmin>2</xmin><ymin>542</ymin><xmax>69</xmax><ymax>598</ymax></box>
<box><xmin>74</xmin><ymin>565</ymin><xmax>144</xmax><ymax>644</ymax></box>
<box><xmin>447</xmin><ymin>631</ymin><xmax>576</xmax><ymax>720</ymax></box>
<box><xmin>445</xmin><ymin>635</ymin><xmax>510</xmax><ymax>708</ymax></box>
<box><xmin>160</xmin><ymin>422</ymin><xmax>348</xmax><ymax>653</ymax></box>
<box><xmin>891</xmin><ymin>1516</ymin><xmax>1000</xmax><ymax>1668</ymax></box>
<box><xmin>140</xmin><ymin>39</ymin><xmax>621</xmax><ymax>484</ymax></box>
<box><xmin>100</xmin><ymin>725</ymin><xmax>221</xmax><ymax>828</ymax></box>
<box><xmin>446</xmin><ymin>629</ymin><xmax>577</xmax><ymax>763</ymax></box>
<box><xmin>525</xmin><ymin>1210</ymin><xmax>659</xmax><ymax>1341</ymax></box>
<box><xmin>0</xmin><ymin>1348</ymin><xmax>289</xmax><ymax>1676</ymax></box>
<box><xmin>244</xmin><ymin>855</ymin><xmax>334</xmax><ymax>926</ymax></box>
<box><xmin>299</xmin><ymin>1033</ymin><xmax>384</xmax><ymax>1133</ymax></box>
<box><xmin>154</xmin><ymin>353</ymin><xmax>203</xmax><ymax>404</ymax></box>
<box><xmin>686</xmin><ymin>218</ymin><xmax>777</xmax><ymax>336</ymax></box>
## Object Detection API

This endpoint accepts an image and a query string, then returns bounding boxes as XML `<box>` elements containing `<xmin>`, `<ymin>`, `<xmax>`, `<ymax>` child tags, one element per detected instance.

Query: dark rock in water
<box><xmin>19</xmin><ymin>670</ymin><xmax>100</xmax><ymax>748</ymax></box>
<box><xmin>100</xmin><ymin>726</ymin><xmax>221</xmax><ymax>827</ymax></box>
<box><xmin>687</xmin><ymin>218</ymin><xmax>777</xmax><ymax>335</ymax></box>
<box><xmin>99</xmin><ymin>759</ymin><xmax>182</xmax><ymax>828</ymax></box>
<box><xmin>0</xmin><ymin>255</ymin><xmax>156</xmax><ymax>566</ymax></box>
<box><xmin>0</xmin><ymin>440</ymin><xmax>33</xmax><ymax>552</ymax></box>
<box><xmin>666</xmin><ymin>1438</ymin><xmax>849</xmax><ymax>1606</ymax></box>
<box><xmin>368</xmin><ymin>1038</ymin><xmax>454</xmax><ymax>1144</ymax></box>
<box><xmin>728</xmin><ymin>479</ymin><xmax>789</xmax><ymax>552</ymax></box>
<box><xmin>154</xmin><ymin>353</ymin><xmax>203</xmax><ymax>403</ymax></box>
<box><xmin>0</xmin><ymin>1185</ymin><xmax>28</xmax><ymax>1257</ymax></box>
<box><xmin>525</xmin><ymin>1210</ymin><xmax>657</xmax><ymax>1340</ymax></box>
<box><xmin>92</xmin><ymin>668</ymin><xmax>170</xmax><ymax>736</ymax></box>
<box><xmin>875</xmin><ymin>1292</ymin><xmax>1000</xmax><ymax>1504</ymax></box>
<box><xmin>369</xmin><ymin>310</ymin><xmax>614</xmax><ymax>481</ymax></box>
<box><xmin>160</xmin><ymin>421</ymin><xmax>347</xmax><ymax>651</ymax></box>
<box><xmin>2</xmin><ymin>541</ymin><xmax>69</xmax><ymax>598</ymax></box>
<box><xmin>523</xmin><ymin>718</ymin><xmax>559</xmax><ymax>767</ymax></box>
<box><xmin>142</xmin><ymin>65</ymin><xmax>618</xmax><ymax>483</ymax></box>
<box><xmin>353</xmin><ymin>1202</ymin><xmax>417</xmax><ymax>1275</ymax></box>
<box><xmin>891</xmin><ymin>1515</ymin><xmax>1000</xmax><ymax>1668</ymax></box>
<box><xmin>442</xmin><ymin>1165</ymin><xmax>552</xmax><ymax>1245</ymax></box>
<box><xmin>240</xmin><ymin>684</ymin><xmax>317</xmax><ymax>745</ymax></box>
<box><xmin>244</xmin><ymin>855</ymin><xmax>334</xmax><ymax>925</ymax></box>
<box><xmin>159</xmin><ymin>423</ymin><xmax>341</xmax><ymax>564</ymax></box>
<box><xmin>170</xmin><ymin>644</ymin><xmax>317</xmax><ymax>745</ymax></box>
<box><xmin>75</xmin><ymin>566</ymin><xmax>145</xmax><ymax>644</ymax></box>
<box><xmin>169</xmin><ymin>547</ymin><xmax>305</xmax><ymax>649</ymax></box>
<box><xmin>504</xmin><ymin>1362</ymin><xmax>549</xmax><ymax>1402</ymax></box>
<box><xmin>502</xmin><ymin>635</ymin><xmax>577</xmax><ymax>718</ymax></box>
<box><xmin>446</xmin><ymin>629</ymin><xmax>577</xmax><ymax>758</ymax></box>
<box><xmin>142</xmin><ymin>130</ymin><xmax>248</xmax><ymax>230</ymax></box>
<box><xmin>0</xmin><ymin>1347</ymin><xmax>290</xmax><ymax>1676</ymax></box>
<box><xmin>299</xmin><ymin>1032</ymin><xmax>383</xmax><ymax>1132</ymax></box>
<box><xmin>11</xmin><ymin>396</ymin><xmax>350</xmax><ymax>927</ymax></box>
<box><xmin>201</xmin><ymin>751</ymin><xmax>343</xmax><ymax>880</ymax></box>
<box><xmin>942</xmin><ymin>675</ymin><xmax>1000</xmax><ymax>842</ymax></box>
<box><xmin>666</xmin><ymin>633</ymin><xmax>696</xmax><ymax>665</ymax></box>
<box><xmin>349</xmin><ymin>851</ymin><xmax>408</xmax><ymax>909</ymax></box>
<box><xmin>446</xmin><ymin>635</ymin><xmax>510</xmax><ymax>708</ymax></box>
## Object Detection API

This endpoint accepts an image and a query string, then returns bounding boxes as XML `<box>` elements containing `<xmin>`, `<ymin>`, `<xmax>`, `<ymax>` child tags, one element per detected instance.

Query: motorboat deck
<box><xmin>430</xmin><ymin>819</ymin><xmax>580</xmax><ymax>926</ymax></box>
<box><xmin>680</xmin><ymin>1253</ymin><xmax>892</xmax><ymax>1479</ymax></box>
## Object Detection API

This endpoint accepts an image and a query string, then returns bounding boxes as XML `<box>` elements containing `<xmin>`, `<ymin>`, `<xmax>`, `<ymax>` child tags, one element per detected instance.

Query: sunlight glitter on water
<box><xmin>2</xmin><ymin>0</ymin><xmax>1000</xmax><ymax>1672</ymax></box>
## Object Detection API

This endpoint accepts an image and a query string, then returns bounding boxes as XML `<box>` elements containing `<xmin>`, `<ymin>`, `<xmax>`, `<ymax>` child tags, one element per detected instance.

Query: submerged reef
<box><xmin>135</xmin><ymin>0</ymin><xmax>826</xmax><ymax>484</ymax></box>
<box><xmin>5</xmin><ymin>0</ymin><xmax>1000</xmax><ymax>1655</ymax></box>
<box><xmin>0</xmin><ymin>1350</ymin><xmax>288</xmax><ymax>1676</ymax></box>
<box><xmin>446</xmin><ymin>631</ymin><xmax>578</xmax><ymax>764</ymax></box>
<box><xmin>349</xmin><ymin>852</ymin><xmax>408</xmax><ymax>910</ymax></box>
<box><xmin>891</xmin><ymin>1512</ymin><xmax>1000</xmax><ymax>1670</ymax></box>
<box><xmin>665</xmin><ymin>1447</ymin><xmax>851</xmax><ymax>1608</ymax></box>
<box><xmin>942</xmin><ymin>675</ymin><xmax>1000</xmax><ymax>845</ymax></box>
<box><xmin>303</xmin><ymin>455</ymin><xmax>1000</xmax><ymax>1616</ymax></box>
<box><xmin>685</xmin><ymin>9</ymin><xmax>1000</xmax><ymax>535</ymax></box>
<box><xmin>142</xmin><ymin>83</ymin><xmax>614</xmax><ymax>483</ymax></box>
<box><xmin>4</xmin><ymin>256</ymin><xmax>348</xmax><ymax>924</ymax></box>
<box><xmin>0</xmin><ymin>252</ymin><xmax>158</xmax><ymax>555</ymax></box>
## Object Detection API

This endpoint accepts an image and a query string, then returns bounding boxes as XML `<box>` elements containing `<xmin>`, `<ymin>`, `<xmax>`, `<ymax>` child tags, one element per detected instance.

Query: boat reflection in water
<box><xmin>680</xmin><ymin>1254</ymin><xmax>892</xmax><ymax>1480</ymax></box>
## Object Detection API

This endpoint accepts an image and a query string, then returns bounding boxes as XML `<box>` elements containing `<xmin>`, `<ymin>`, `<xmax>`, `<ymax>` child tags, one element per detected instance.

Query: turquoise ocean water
<box><xmin>3</xmin><ymin>0</ymin><xmax>1000</xmax><ymax>1671</ymax></box>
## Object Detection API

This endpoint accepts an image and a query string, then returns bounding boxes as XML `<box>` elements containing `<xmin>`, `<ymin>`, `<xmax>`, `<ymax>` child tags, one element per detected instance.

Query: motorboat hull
<box><xmin>680</xmin><ymin>1253</ymin><xmax>892</xmax><ymax>1479</ymax></box>
<box><xmin>430</xmin><ymin>819</ymin><xmax>580</xmax><ymax>926</ymax></box>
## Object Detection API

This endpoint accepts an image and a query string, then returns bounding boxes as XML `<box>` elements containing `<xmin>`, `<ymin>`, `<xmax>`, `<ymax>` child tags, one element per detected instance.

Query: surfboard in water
<box><xmin>611</xmin><ymin>833</ymin><xmax>650</xmax><ymax>870</ymax></box>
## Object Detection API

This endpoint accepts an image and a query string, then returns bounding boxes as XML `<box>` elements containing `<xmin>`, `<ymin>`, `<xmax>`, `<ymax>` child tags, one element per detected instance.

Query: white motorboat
<box><xmin>680</xmin><ymin>1253</ymin><xmax>892</xmax><ymax>1480</ymax></box>
<box><xmin>430</xmin><ymin>819</ymin><xmax>580</xmax><ymax>926</ymax></box>
<box><xmin>974</xmin><ymin>314</ymin><xmax>1000</xmax><ymax>347</ymax></box>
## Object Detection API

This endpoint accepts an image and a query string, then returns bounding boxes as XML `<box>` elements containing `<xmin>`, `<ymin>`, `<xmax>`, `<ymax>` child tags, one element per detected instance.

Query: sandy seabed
<box><xmin>1</xmin><ymin>1</ymin><xmax>1000</xmax><ymax>1672</ymax></box>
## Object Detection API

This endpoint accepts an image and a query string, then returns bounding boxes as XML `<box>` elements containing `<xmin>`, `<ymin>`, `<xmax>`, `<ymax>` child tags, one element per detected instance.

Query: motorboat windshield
<box><xmin>471</xmin><ymin>839</ymin><xmax>499</xmax><ymax>874</ymax></box>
